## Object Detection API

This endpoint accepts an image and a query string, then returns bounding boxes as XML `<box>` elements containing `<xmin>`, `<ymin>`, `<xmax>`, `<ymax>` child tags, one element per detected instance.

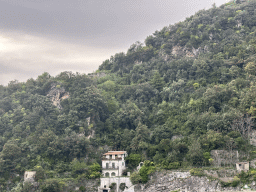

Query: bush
<box><xmin>119</xmin><ymin>183</ymin><xmax>127</xmax><ymax>191</ymax></box>
<box><xmin>220</xmin><ymin>181</ymin><xmax>231</xmax><ymax>187</ymax></box>
<box><xmin>40</xmin><ymin>179</ymin><xmax>63</xmax><ymax>192</ymax></box>
<box><xmin>231</xmin><ymin>180</ymin><xmax>240</xmax><ymax>187</ymax></box>
<box><xmin>35</xmin><ymin>166</ymin><xmax>45</xmax><ymax>181</ymax></box>
<box><xmin>79</xmin><ymin>186</ymin><xmax>86</xmax><ymax>192</ymax></box>
<box><xmin>130</xmin><ymin>172</ymin><xmax>142</xmax><ymax>184</ymax></box>
<box><xmin>139</xmin><ymin>161</ymin><xmax>156</xmax><ymax>183</ymax></box>
<box><xmin>125</xmin><ymin>154</ymin><xmax>142</xmax><ymax>170</ymax></box>
<box><xmin>168</xmin><ymin>162</ymin><xmax>180</xmax><ymax>169</ymax></box>
<box><xmin>189</xmin><ymin>168</ymin><xmax>204</xmax><ymax>177</ymax></box>
<box><xmin>109</xmin><ymin>183</ymin><xmax>116</xmax><ymax>192</ymax></box>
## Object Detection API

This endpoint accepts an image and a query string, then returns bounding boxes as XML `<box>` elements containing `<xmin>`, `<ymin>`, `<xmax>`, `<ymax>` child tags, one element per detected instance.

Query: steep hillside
<box><xmin>0</xmin><ymin>0</ymin><xmax>256</xmax><ymax>191</ymax></box>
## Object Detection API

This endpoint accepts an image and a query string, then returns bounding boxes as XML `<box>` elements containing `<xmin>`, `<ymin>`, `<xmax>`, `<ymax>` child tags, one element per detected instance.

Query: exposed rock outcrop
<box><xmin>47</xmin><ymin>83</ymin><xmax>70</xmax><ymax>109</ymax></box>
<box><xmin>134</xmin><ymin>171</ymin><xmax>240</xmax><ymax>192</ymax></box>
<box><xmin>88</xmin><ymin>72</ymin><xmax>106</xmax><ymax>79</ymax></box>
<box><xmin>171</xmin><ymin>45</ymin><xmax>205</xmax><ymax>58</ymax></box>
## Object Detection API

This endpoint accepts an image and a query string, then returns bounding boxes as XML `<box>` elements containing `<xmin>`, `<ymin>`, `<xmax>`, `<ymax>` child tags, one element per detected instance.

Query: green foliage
<box><xmin>130</xmin><ymin>171</ymin><xmax>142</xmax><ymax>184</ymax></box>
<box><xmin>219</xmin><ymin>176</ymin><xmax>240</xmax><ymax>187</ymax></box>
<box><xmin>119</xmin><ymin>183</ymin><xmax>127</xmax><ymax>191</ymax></box>
<box><xmin>231</xmin><ymin>179</ymin><xmax>240</xmax><ymax>187</ymax></box>
<box><xmin>220</xmin><ymin>180</ymin><xmax>232</xmax><ymax>187</ymax></box>
<box><xmin>109</xmin><ymin>182</ymin><xmax>116</xmax><ymax>192</ymax></box>
<box><xmin>2</xmin><ymin>0</ymin><xmax>256</xmax><ymax>189</ymax></box>
<box><xmin>35</xmin><ymin>166</ymin><xmax>45</xmax><ymax>181</ymax></box>
<box><xmin>139</xmin><ymin>161</ymin><xmax>156</xmax><ymax>183</ymax></box>
<box><xmin>189</xmin><ymin>168</ymin><xmax>205</xmax><ymax>177</ymax></box>
<box><xmin>244</xmin><ymin>62</ymin><xmax>256</xmax><ymax>76</ymax></box>
<box><xmin>168</xmin><ymin>162</ymin><xmax>180</xmax><ymax>169</ymax></box>
<box><xmin>150</xmin><ymin>71</ymin><xmax>165</xmax><ymax>91</ymax></box>
<box><xmin>125</xmin><ymin>154</ymin><xmax>142</xmax><ymax>170</ymax></box>
<box><xmin>40</xmin><ymin>179</ymin><xmax>64</xmax><ymax>192</ymax></box>
<box><xmin>239</xmin><ymin>170</ymin><xmax>250</xmax><ymax>184</ymax></box>
<box><xmin>79</xmin><ymin>186</ymin><xmax>86</xmax><ymax>192</ymax></box>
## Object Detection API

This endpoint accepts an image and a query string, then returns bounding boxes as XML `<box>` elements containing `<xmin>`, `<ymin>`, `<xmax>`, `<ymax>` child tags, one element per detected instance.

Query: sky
<box><xmin>0</xmin><ymin>0</ymin><xmax>228</xmax><ymax>85</ymax></box>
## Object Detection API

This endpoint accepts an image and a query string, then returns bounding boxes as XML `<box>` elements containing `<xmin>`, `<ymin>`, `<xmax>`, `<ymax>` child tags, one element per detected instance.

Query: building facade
<box><xmin>236</xmin><ymin>162</ymin><xmax>250</xmax><ymax>172</ymax></box>
<box><xmin>99</xmin><ymin>151</ymin><xmax>134</xmax><ymax>192</ymax></box>
<box><xmin>102</xmin><ymin>151</ymin><xmax>127</xmax><ymax>178</ymax></box>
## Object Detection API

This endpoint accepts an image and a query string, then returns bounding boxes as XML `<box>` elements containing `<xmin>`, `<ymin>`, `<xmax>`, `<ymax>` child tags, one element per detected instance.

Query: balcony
<box><xmin>102</xmin><ymin>166</ymin><xmax>119</xmax><ymax>170</ymax></box>
<box><xmin>102</xmin><ymin>157</ymin><xmax>122</xmax><ymax>160</ymax></box>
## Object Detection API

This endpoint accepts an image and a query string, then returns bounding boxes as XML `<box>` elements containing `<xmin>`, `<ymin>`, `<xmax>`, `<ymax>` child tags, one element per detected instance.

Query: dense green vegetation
<box><xmin>1</xmin><ymin>0</ymin><xmax>256</xmax><ymax>191</ymax></box>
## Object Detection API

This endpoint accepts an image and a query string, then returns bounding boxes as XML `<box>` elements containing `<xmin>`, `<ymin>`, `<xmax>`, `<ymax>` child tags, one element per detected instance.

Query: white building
<box><xmin>236</xmin><ymin>161</ymin><xmax>250</xmax><ymax>172</ymax></box>
<box><xmin>102</xmin><ymin>151</ymin><xmax>127</xmax><ymax>177</ymax></box>
<box><xmin>99</xmin><ymin>151</ymin><xmax>134</xmax><ymax>192</ymax></box>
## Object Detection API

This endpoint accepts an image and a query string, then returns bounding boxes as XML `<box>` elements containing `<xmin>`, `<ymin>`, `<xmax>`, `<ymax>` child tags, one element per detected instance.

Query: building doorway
<box><xmin>103</xmin><ymin>190</ymin><xmax>108</xmax><ymax>192</ymax></box>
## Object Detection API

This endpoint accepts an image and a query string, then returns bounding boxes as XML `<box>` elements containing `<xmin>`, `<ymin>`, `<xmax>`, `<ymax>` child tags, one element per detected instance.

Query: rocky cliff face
<box><xmin>134</xmin><ymin>171</ymin><xmax>240</xmax><ymax>192</ymax></box>
<box><xmin>47</xmin><ymin>83</ymin><xmax>69</xmax><ymax>109</ymax></box>
<box><xmin>171</xmin><ymin>45</ymin><xmax>207</xmax><ymax>58</ymax></box>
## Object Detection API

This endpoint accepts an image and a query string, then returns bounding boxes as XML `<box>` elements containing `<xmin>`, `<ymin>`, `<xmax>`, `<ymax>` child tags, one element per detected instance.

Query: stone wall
<box><xmin>100</xmin><ymin>177</ymin><xmax>133</xmax><ymax>192</ymax></box>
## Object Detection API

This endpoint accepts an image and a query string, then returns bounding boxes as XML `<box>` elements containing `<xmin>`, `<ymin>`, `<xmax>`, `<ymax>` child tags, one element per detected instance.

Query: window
<box><xmin>111</xmin><ymin>172</ymin><xmax>116</xmax><ymax>176</ymax></box>
<box><xmin>110</xmin><ymin>155</ymin><xmax>112</xmax><ymax>159</ymax></box>
<box><xmin>105</xmin><ymin>172</ymin><xmax>109</xmax><ymax>177</ymax></box>
<box><xmin>112</xmin><ymin>163</ymin><xmax>115</xmax><ymax>168</ymax></box>
<box><xmin>106</xmin><ymin>163</ymin><xmax>109</xmax><ymax>169</ymax></box>
<box><xmin>122</xmin><ymin>162</ymin><xmax>124</xmax><ymax>166</ymax></box>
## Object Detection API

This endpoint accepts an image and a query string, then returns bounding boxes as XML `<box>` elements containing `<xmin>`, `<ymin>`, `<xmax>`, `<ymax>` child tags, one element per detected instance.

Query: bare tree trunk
<box><xmin>231</xmin><ymin>114</ymin><xmax>254</xmax><ymax>140</ymax></box>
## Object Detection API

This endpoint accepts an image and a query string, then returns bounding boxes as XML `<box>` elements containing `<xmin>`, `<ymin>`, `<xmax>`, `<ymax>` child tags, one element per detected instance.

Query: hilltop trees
<box><xmin>1</xmin><ymin>0</ymin><xmax>256</xmax><ymax>190</ymax></box>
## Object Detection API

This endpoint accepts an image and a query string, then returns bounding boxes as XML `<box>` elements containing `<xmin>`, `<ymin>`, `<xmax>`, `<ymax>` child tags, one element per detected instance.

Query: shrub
<box><xmin>119</xmin><ymin>183</ymin><xmax>127</xmax><ymax>191</ymax></box>
<box><xmin>130</xmin><ymin>172</ymin><xmax>142</xmax><ymax>184</ymax></box>
<box><xmin>220</xmin><ymin>181</ymin><xmax>231</xmax><ymax>187</ymax></box>
<box><xmin>139</xmin><ymin>161</ymin><xmax>156</xmax><ymax>183</ymax></box>
<box><xmin>168</xmin><ymin>162</ymin><xmax>180</xmax><ymax>169</ymax></box>
<box><xmin>189</xmin><ymin>168</ymin><xmax>204</xmax><ymax>177</ymax></box>
<box><xmin>231</xmin><ymin>180</ymin><xmax>240</xmax><ymax>187</ymax></box>
<box><xmin>79</xmin><ymin>186</ymin><xmax>86</xmax><ymax>192</ymax></box>
<box><xmin>109</xmin><ymin>183</ymin><xmax>116</xmax><ymax>192</ymax></box>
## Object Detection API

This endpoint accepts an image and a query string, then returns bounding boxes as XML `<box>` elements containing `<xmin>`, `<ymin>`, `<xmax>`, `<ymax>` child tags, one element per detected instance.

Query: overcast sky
<box><xmin>0</xmin><ymin>0</ymin><xmax>227</xmax><ymax>85</ymax></box>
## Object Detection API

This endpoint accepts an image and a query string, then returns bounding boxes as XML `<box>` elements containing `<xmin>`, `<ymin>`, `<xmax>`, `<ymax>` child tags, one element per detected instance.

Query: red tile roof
<box><xmin>103</xmin><ymin>151</ymin><xmax>126</xmax><ymax>155</ymax></box>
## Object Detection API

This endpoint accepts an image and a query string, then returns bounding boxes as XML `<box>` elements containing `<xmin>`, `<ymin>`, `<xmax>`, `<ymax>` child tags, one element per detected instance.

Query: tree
<box><xmin>131</xmin><ymin>122</ymin><xmax>150</xmax><ymax>151</ymax></box>
<box><xmin>71</xmin><ymin>86</ymin><xmax>109</xmax><ymax>121</ymax></box>
<box><xmin>186</xmin><ymin>140</ymin><xmax>204</xmax><ymax>166</ymax></box>
<box><xmin>139</xmin><ymin>160</ymin><xmax>155</xmax><ymax>183</ymax></box>
<box><xmin>225</xmin><ymin>136</ymin><xmax>236</xmax><ymax>165</ymax></box>
<box><xmin>231</xmin><ymin>114</ymin><xmax>254</xmax><ymax>140</ymax></box>
<box><xmin>125</xmin><ymin>154</ymin><xmax>142</xmax><ymax>170</ymax></box>
<box><xmin>151</xmin><ymin>71</ymin><xmax>165</xmax><ymax>91</ymax></box>
<box><xmin>244</xmin><ymin>62</ymin><xmax>256</xmax><ymax>76</ymax></box>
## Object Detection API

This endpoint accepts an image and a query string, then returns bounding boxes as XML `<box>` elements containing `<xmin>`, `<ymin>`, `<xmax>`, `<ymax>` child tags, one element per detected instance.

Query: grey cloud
<box><xmin>0</xmin><ymin>0</ymin><xmax>227</xmax><ymax>85</ymax></box>
<box><xmin>0</xmin><ymin>32</ymin><xmax>119</xmax><ymax>85</ymax></box>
